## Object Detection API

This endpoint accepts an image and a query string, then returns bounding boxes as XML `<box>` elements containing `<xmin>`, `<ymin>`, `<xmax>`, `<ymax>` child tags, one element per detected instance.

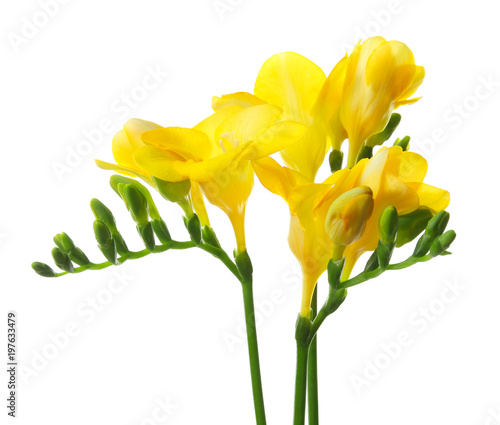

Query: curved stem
<box><xmin>308</xmin><ymin>287</ymin><xmax>319</xmax><ymax>425</ymax></box>
<box><xmin>241</xmin><ymin>279</ymin><xmax>267</xmax><ymax>425</ymax></box>
<box><xmin>293</xmin><ymin>341</ymin><xmax>309</xmax><ymax>425</ymax></box>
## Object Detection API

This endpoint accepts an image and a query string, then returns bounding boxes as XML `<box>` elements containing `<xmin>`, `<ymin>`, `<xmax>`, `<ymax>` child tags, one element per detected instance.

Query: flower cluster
<box><xmin>95</xmin><ymin>36</ymin><xmax>449</xmax><ymax>317</ymax></box>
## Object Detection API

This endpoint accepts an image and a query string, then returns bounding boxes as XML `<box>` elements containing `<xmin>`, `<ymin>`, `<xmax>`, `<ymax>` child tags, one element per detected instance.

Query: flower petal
<box><xmin>212</xmin><ymin>92</ymin><xmax>266</xmax><ymax>110</ymax></box>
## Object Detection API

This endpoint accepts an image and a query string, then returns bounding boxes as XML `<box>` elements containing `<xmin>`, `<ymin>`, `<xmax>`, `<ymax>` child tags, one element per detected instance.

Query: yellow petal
<box><xmin>123</xmin><ymin>118</ymin><xmax>162</xmax><ymax>150</ymax></box>
<box><xmin>212</xmin><ymin>92</ymin><xmax>266</xmax><ymax>110</ymax></box>
<box><xmin>191</xmin><ymin>181</ymin><xmax>210</xmax><ymax>226</ymax></box>
<box><xmin>408</xmin><ymin>182</ymin><xmax>450</xmax><ymax>212</ymax></box>
<box><xmin>112</xmin><ymin>129</ymin><xmax>138</xmax><ymax>171</ymax></box>
<box><xmin>141</xmin><ymin>127</ymin><xmax>213</xmax><ymax>161</ymax></box>
<box><xmin>254</xmin><ymin>52</ymin><xmax>326</xmax><ymax>124</ymax></box>
<box><xmin>399</xmin><ymin>151</ymin><xmax>428</xmax><ymax>182</ymax></box>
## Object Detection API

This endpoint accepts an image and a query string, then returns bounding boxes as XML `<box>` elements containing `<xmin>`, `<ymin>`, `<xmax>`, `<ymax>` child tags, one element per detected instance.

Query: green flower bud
<box><xmin>32</xmin><ymin>262</ymin><xmax>56</xmax><ymax>278</ymax></box>
<box><xmin>367</xmin><ymin>113</ymin><xmax>402</xmax><ymax>148</ymax></box>
<box><xmin>137</xmin><ymin>223</ymin><xmax>155</xmax><ymax>251</ymax></box>
<box><xmin>152</xmin><ymin>176</ymin><xmax>191</xmax><ymax>204</ymax></box>
<box><xmin>202</xmin><ymin>226</ymin><xmax>221</xmax><ymax>249</ymax></box>
<box><xmin>90</xmin><ymin>199</ymin><xmax>129</xmax><ymax>255</ymax></box>
<box><xmin>393</xmin><ymin>135</ymin><xmax>410</xmax><ymax>151</ymax></box>
<box><xmin>295</xmin><ymin>314</ymin><xmax>312</xmax><ymax>344</ymax></box>
<box><xmin>186</xmin><ymin>214</ymin><xmax>202</xmax><ymax>244</ymax></box>
<box><xmin>235</xmin><ymin>250</ymin><xmax>253</xmax><ymax>282</ymax></box>
<box><xmin>327</xmin><ymin>258</ymin><xmax>345</xmax><ymax>291</ymax></box>
<box><xmin>430</xmin><ymin>230</ymin><xmax>456</xmax><ymax>257</ymax></box>
<box><xmin>120</xmin><ymin>184</ymin><xmax>149</xmax><ymax>226</ymax></box>
<box><xmin>51</xmin><ymin>247</ymin><xmax>74</xmax><ymax>273</ymax></box>
<box><xmin>426</xmin><ymin>210</ymin><xmax>450</xmax><ymax>239</ymax></box>
<box><xmin>152</xmin><ymin>219</ymin><xmax>171</xmax><ymax>244</ymax></box>
<box><xmin>93</xmin><ymin>220</ymin><xmax>118</xmax><ymax>264</ymax></box>
<box><xmin>396</xmin><ymin>208</ymin><xmax>433</xmax><ymax>248</ymax></box>
<box><xmin>329</xmin><ymin>149</ymin><xmax>344</xmax><ymax>173</ymax></box>
<box><xmin>110</xmin><ymin>175</ymin><xmax>161</xmax><ymax>220</ymax></box>
<box><xmin>53</xmin><ymin>232</ymin><xmax>75</xmax><ymax>253</ymax></box>
<box><xmin>413</xmin><ymin>234</ymin><xmax>433</xmax><ymax>257</ymax></box>
<box><xmin>356</xmin><ymin>145</ymin><xmax>373</xmax><ymax>163</ymax></box>
<box><xmin>379</xmin><ymin>206</ymin><xmax>399</xmax><ymax>246</ymax></box>
<box><xmin>68</xmin><ymin>247</ymin><xmax>91</xmax><ymax>266</ymax></box>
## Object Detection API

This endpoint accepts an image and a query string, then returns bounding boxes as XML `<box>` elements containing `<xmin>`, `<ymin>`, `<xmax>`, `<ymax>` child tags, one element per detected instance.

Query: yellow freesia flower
<box><xmin>96</xmin><ymin>118</ymin><xmax>209</xmax><ymax>222</ymax></box>
<box><xmin>341</xmin><ymin>37</ymin><xmax>425</xmax><ymax>167</ymax></box>
<box><xmin>132</xmin><ymin>105</ymin><xmax>306</xmax><ymax>253</ymax></box>
<box><xmin>254</xmin><ymin>146</ymin><xmax>449</xmax><ymax>316</ymax></box>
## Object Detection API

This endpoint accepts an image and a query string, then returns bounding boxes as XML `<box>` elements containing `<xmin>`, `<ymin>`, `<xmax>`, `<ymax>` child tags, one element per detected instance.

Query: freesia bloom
<box><xmin>131</xmin><ymin>105</ymin><xmax>305</xmax><ymax>252</ymax></box>
<box><xmin>340</xmin><ymin>37</ymin><xmax>425</xmax><ymax>167</ymax></box>
<box><xmin>254</xmin><ymin>146</ymin><xmax>449</xmax><ymax>315</ymax></box>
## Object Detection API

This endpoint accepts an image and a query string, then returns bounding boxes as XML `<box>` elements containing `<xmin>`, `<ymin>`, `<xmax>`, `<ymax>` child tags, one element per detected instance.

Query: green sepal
<box><xmin>119</xmin><ymin>184</ymin><xmax>149</xmax><ymax>226</ymax></box>
<box><xmin>68</xmin><ymin>247</ymin><xmax>91</xmax><ymax>266</ymax></box>
<box><xmin>364</xmin><ymin>250</ymin><xmax>379</xmax><ymax>272</ymax></box>
<box><xmin>366</xmin><ymin>113</ymin><xmax>401</xmax><ymax>148</ymax></box>
<box><xmin>152</xmin><ymin>218</ymin><xmax>171</xmax><ymax>244</ymax></box>
<box><xmin>152</xmin><ymin>176</ymin><xmax>191</xmax><ymax>204</ymax></box>
<box><xmin>356</xmin><ymin>145</ymin><xmax>373</xmax><ymax>163</ymax></box>
<box><xmin>186</xmin><ymin>214</ymin><xmax>201</xmax><ymax>244</ymax></box>
<box><xmin>327</xmin><ymin>258</ymin><xmax>345</xmax><ymax>291</ymax></box>
<box><xmin>235</xmin><ymin>250</ymin><xmax>253</xmax><ymax>282</ymax></box>
<box><xmin>325</xmin><ymin>288</ymin><xmax>348</xmax><ymax>315</ymax></box>
<box><xmin>137</xmin><ymin>222</ymin><xmax>155</xmax><ymax>251</ymax></box>
<box><xmin>430</xmin><ymin>230</ymin><xmax>456</xmax><ymax>257</ymax></box>
<box><xmin>90</xmin><ymin>198</ymin><xmax>129</xmax><ymax>255</ymax></box>
<box><xmin>53</xmin><ymin>232</ymin><xmax>75</xmax><ymax>253</ymax></box>
<box><xmin>202</xmin><ymin>226</ymin><xmax>221</xmax><ymax>249</ymax></box>
<box><xmin>379</xmin><ymin>206</ymin><xmax>399</xmax><ymax>246</ymax></box>
<box><xmin>393</xmin><ymin>135</ymin><xmax>410</xmax><ymax>151</ymax></box>
<box><xmin>32</xmin><ymin>262</ymin><xmax>56</xmax><ymax>278</ymax></box>
<box><xmin>51</xmin><ymin>247</ymin><xmax>74</xmax><ymax>273</ymax></box>
<box><xmin>295</xmin><ymin>314</ymin><xmax>312</xmax><ymax>344</ymax></box>
<box><xmin>329</xmin><ymin>149</ymin><xmax>344</xmax><ymax>173</ymax></box>
<box><xmin>396</xmin><ymin>208</ymin><xmax>433</xmax><ymax>248</ymax></box>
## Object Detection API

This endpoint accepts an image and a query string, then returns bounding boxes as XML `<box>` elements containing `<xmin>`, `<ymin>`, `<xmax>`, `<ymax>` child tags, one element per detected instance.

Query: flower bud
<box><xmin>32</xmin><ymin>262</ymin><xmax>56</xmax><ymax>278</ymax></box>
<box><xmin>356</xmin><ymin>145</ymin><xmax>373</xmax><ymax>163</ymax></box>
<box><xmin>396</xmin><ymin>208</ymin><xmax>432</xmax><ymax>248</ymax></box>
<box><xmin>329</xmin><ymin>149</ymin><xmax>344</xmax><ymax>173</ymax></box>
<box><xmin>364</xmin><ymin>250</ymin><xmax>379</xmax><ymax>272</ymax></box>
<box><xmin>379</xmin><ymin>206</ymin><xmax>399</xmax><ymax>246</ymax></box>
<box><xmin>68</xmin><ymin>247</ymin><xmax>91</xmax><ymax>266</ymax></box>
<box><xmin>137</xmin><ymin>222</ymin><xmax>155</xmax><ymax>251</ymax></box>
<box><xmin>430</xmin><ymin>230</ymin><xmax>456</xmax><ymax>257</ymax></box>
<box><xmin>90</xmin><ymin>198</ymin><xmax>128</xmax><ymax>255</ymax></box>
<box><xmin>426</xmin><ymin>210</ymin><xmax>450</xmax><ymax>239</ymax></box>
<box><xmin>366</xmin><ymin>113</ymin><xmax>401</xmax><ymax>148</ymax></box>
<box><xmin>51</xmin><ymin>247</ymin><xmax>74</xmax><ymax>273</ymax></box>
<box><xmin>325</xmin><ymin>186</ymin><xmax>374</xmax><ymax>247</ymax></box>
<box><xmin>152</xmin><ymin>176</ymin><xmax>191</xmax><ymax>204</ymax></box>
<box><xmin>93</xmin><ymin>220</ymin><xmax>118</xmax><ymax>265</ymax></box>
<box><xmin>119</xmin><ymin>184</ymin><xmax>149</xmax><ymax>226</ymax></box>
<box><xmin>53</xmin><ymin>232</ymin><xmax>75</xmax><ymax>253</ymax></box>
<box><xmin>152</xmin><ymin>218</ymin><xmax>171</xmax><ymax>244</ymax></box>
<box><xmin>186</xmin><ymin>214</ymin><xmax>202</xmax><ymax>244</ymax></box>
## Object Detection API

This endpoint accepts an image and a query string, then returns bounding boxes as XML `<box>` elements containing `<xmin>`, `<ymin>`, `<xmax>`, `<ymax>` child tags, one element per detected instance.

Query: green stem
<box><xmin>241</xmin><ymin>279</ymin><xmax>267</xmax><ymax>425</ymax></box>
<box><xmin>308</xmin><ymin>287</ymin><xmax>319</xmax><ymax>425</ymax></box>
<box><xmin>293</xmin><ymin>341</ymin><xmax>309</xmax><ymax>425</ymax></box>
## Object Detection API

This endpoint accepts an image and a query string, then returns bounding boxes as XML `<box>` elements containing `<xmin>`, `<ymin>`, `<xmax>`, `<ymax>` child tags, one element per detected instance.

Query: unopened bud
<box><xmin>53</xmin><ymin>232</ymin><xmax>75</xmax><ymax>253</ymax></box>
<box><xmin>396</xmin><ymin>208</ymin><xmax>432</xmax><ymax>248</ymax></box>
<box><xmin>186</xmin><ymin>214</ymin><xmax>202</xmax><ymax>244</ymax></box>
<box><xmin>51</xmin><ymin>247</ymin><xmax>74</xmax><ymax>273</ymax></box>
<box><xmin>68</xmin><ymin>247</ymin><xmax>91</xmax><ymax>266</ymax></box>
<box><xmin>137</xmin><ymin>223</ymin><xmax>155</xmax><ymax>251</ymax></box>
<box><xmin>329</xmin><ymin>149</ymin><xmax>344</xmax><ymax>173</ymax></box>
<box><xmin>430</xmin><ymin>230</ymin><xmax>456</xmax><ymax>257</ymax></box>
<box><xmin>394</xmin><ymin>135</ymin><xmax>410</xmax><ymax>151</ymax></box>
<box><xmin>325</xmin><ymin>186</ymin><xmax>374</xmax><ymax>247</ymax></box>
<box><xmin>426</xmin><ymin>210</ymin><xmax>450</xmax><ymax>239</ymax></box>
<box><xmin>367</xmin><ymin>113</ymin><xmax>401</xmax><ymax>148</ymax></box>
<box><xmin>120</xmin><ymin>184</ymin><xmax>149</xmax><ymax>226</ymax></box>
<box><xmin>379</xmin><ymin>206</ymin><xmax>399</xmax><ymax>246</ymax></box>
<box><xmin>152</xmin><ymin>219</ymin><xmax>171</xmax><ymax>244</ymax></box>
<box><xmin>32</xmin><ymin>262</ymin><xmax>56</xmax><ymax>278</ymax></box>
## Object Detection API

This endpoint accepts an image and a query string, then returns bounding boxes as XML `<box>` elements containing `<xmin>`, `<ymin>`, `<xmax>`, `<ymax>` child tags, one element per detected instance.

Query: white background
<box><xmin>1</xmin><ymin>0</ymin><xmax>500</xmax><ymax>424</ymax></box>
